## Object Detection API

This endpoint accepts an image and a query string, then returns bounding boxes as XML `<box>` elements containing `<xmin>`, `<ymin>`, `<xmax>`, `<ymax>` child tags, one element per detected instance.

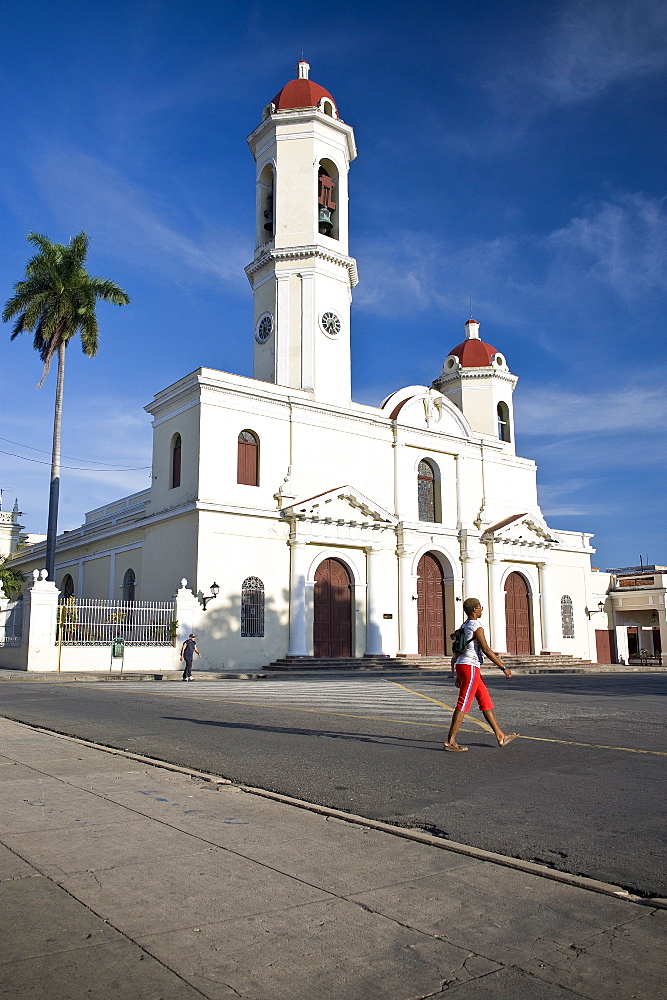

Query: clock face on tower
<box><xmin>320</xmin><ymin>310</ymin><xmax>341</xmax><ymax>338</ymax></box>
<box><xmin>255</xmin><ymin>313</ymin><xmax>273</xmax><ymax>344</ymax></box>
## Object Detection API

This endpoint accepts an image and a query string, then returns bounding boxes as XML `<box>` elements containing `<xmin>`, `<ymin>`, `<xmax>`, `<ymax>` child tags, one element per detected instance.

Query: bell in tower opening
<box><xmin>318</xmin><ymin>165</ymin><xmax>337</xmax><ymax>237</ymax></box>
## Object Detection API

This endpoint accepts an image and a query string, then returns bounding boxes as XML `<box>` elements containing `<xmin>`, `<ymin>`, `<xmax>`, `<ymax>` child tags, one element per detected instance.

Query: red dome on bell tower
<box><xmin>270</xmin><ymin>61</ymin><xmax>338</xmax><ymax>115</ymax></box>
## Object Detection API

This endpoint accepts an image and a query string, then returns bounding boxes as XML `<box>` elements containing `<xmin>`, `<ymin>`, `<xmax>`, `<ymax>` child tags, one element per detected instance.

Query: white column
<box><xmin>397</xmin><ymin>549</ymin><xmax>418</xmax><ymax>655</ymax></box>
<box><xmin>175</xmin><ymin>579</ymin><xmax>200</xmax><ymax>649</ymax></box>
<box><xmin>538</xmin><ymin>562</ymin><xmax>559</xmax><ymax>653</ymax></box>
<box><xmin>615</xmin><ymin>623</ymin><xmax>629</xmax><ymax>664</ymax></box>
<box><xmin>487</xmin><ymin>558</ymin><xmax>507</xmax><ymax>653</ymax></box>
<box><xmin>287</xmin><ymin>541</ymin><xmax>309</xmax><ymax>657</ymax></box>
<box><xmin>24</xmin><ymin>569</ymin><xmax>59</xmax><ymax>671</ymax></box>
<box><xmin>299</xmin><ymin>271</ymin><xmax>315</xmax><ymax>391</ymax></box>
<box><xmin>365</xmin><ymin>546</ymin><xmax>386</xmax><ymax>656</ymax></box>
<box><xmin>392</xmin><ymin>435</ymin><xmax>407</xmax><ymax>519</ymax></box>
<box><xmin>462</xmin><ymin>553</ymin><xmax>485</xmax><ymax>604</ymax></box>
<box><xmin>657</xmin><ymin>609</ymin><xmax>666</xmax><ymax>667</ymax></box>
<box><xmin>275</xmin><ymin>273</ymin><xmax>290</xmax><ymax>386</ymax></box>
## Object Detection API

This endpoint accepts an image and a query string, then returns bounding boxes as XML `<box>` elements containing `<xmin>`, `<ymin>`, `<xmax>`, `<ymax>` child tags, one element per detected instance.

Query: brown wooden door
<box><xmin>595</xmin><ymin>629</ymin><xmax>617</xmax><ymax>664</ymax></box>
<box><xmin>417</xmin><ymin>553</ymin><xmax>446</xmax><ymax>655</ymax></box>
<box><xmin>504</xmin><ymin>572</ymin><xmax>531</xmax><ymax>654</ymax></box>
<box><xmin>314</xmin><ymin>559</ymin><xmax>352</xmax><ymax>658</ymax></box>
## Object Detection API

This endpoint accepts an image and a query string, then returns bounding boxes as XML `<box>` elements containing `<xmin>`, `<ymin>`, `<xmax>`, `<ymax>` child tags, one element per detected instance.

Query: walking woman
<box><xmin>444</xmin><ymin>597</ymin><xmax>519</xmax><ymax>752</ymax></box>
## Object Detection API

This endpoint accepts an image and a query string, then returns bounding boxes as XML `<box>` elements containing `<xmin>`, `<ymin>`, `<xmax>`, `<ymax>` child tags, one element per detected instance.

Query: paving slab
<box><xmin>140</xmin><ymin>897</ymin><xmax>503</xmax><ymax>1000</ymax></box>
<box><xmin>0</xmin><ymin>715</ymin><xmax>663</xmax><ymax>1000</ymax></box>
<box><xmin>0</xmin><ymin>843</ymin><xmax>39</xmax><ymax>882</ymax></box>
<box><xmin>0</xmin><ymin>944</ymin><xmax>209</xmax><ymax>1000</ymax></box>
<box><xmin>60</xmin><ymin>848</ymin><xmax>330</xmax><ymax>936</ymax></box>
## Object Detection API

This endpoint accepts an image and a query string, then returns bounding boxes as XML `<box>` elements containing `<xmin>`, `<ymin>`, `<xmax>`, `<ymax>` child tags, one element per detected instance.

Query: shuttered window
<box><xmin>237</xmin><ymin>430</ymin><xmax>259</xmax><ymax>486</ymax></box>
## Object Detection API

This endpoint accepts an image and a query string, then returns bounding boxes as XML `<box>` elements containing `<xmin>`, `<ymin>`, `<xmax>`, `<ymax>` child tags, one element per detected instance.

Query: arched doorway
<box><xmin>417</xmin><ymin>553</ymin><xmax>446</xmax><ymax>655</ymax></box>
<box><xmin>504</xmin><ymin>572</ymin><xmax>531</xmax><ymax>654</ymax></box>
<box><xmin>314</xmin><ymin>559</ymin><xmax>352</xmax><ymax>657</ymax></box>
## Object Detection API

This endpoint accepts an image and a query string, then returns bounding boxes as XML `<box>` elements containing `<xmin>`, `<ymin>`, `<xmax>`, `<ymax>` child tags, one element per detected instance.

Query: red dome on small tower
<box><xmin>271</xmin><ymin>61</ymin><xmax>337</xmax><ymax>114</ymax></box>
<box><xmin>448</xmin><ymin>319</ymin><xmax>499</xmax><ymax>368</ymax></box>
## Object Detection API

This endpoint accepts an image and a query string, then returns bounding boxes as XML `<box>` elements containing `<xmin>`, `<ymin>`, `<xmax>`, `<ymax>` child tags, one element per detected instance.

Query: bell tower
<box><xmin>432</xmin><ymin>319</ymin><xmax>518</xmax><ymax>451</ymax></box>
<box><xmin>245</xmin><ymin>62</ymin><xmax>358</xmax><ymax>404</ymax></box>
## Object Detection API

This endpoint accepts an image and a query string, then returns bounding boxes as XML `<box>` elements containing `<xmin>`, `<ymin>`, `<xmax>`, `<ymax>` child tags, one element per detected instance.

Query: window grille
<box><xmin>418</xmin><ymin>460</ymin><xmax>436</xmax><ymax>522</ymax></box>
<box><xmin>561</xmin><ymin>595</ymin><xmax>574</xmax><ymax>638</ymax></box>
<box><xmin>241</xmin><ymin>576</ymin><xmax>265</xmax><ymax>637</ymax></box>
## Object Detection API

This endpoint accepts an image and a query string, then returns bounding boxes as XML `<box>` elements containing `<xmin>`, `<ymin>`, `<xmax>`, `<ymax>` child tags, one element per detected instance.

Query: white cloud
<box><xmin>546</xmin><ymin>194</ymin><xmax>667</xmax><ymax>299</ymax></box>
<box><xmin>353</xmin><ymin>191</ymin><xmax>667</xmax><ymax>329</ymax></box>
<box><xmin>517</xmin><ymin>379</ymin><xmax>667</xmax><ymax>437</ymax></box>
<box><xmin>31</xmin><ymin>150</ymin><xmax>251</xmax><ymax>290</ymax></box>
<box><xmin>354</xmin><ymin>231</ymin><xmax>518</xmax><ymax>319</ymax></box>
<box><xmin>539</xmin><ymin>0</ymin><xmax>667</xmax><ymax>106</ymax></box>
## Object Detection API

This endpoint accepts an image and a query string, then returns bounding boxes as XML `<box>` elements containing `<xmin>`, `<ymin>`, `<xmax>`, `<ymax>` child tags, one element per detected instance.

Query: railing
<box><xmin>0</xmin><ymin>600</ymin><xmax>23</xmax><ymax>647</ymax></box>
<box><xmin>58</xmin><ymin>599</ymin><xmax>176</xmax><ymax>646</ymax></box>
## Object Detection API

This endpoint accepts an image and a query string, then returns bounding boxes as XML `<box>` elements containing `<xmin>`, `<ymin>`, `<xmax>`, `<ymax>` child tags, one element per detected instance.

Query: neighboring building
<box><xmin>8</xmin><ymin>62</ymin><xmax>663</xmax><ymax>668</ymax></box>
<box><xmin>589</xmin><ymin>566</ymin><xmax>666</xmax><ymax>665</ymax></box>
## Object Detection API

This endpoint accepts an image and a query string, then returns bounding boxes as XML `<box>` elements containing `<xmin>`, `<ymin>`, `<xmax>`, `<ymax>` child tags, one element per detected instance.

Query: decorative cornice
<box><xmin>245</xmin><ymin>245</ymin><xmax>358</xmax><ymax>287</ymax></box>
<box><xmin>435</xmin><ymin>369</ymin><xmax>518</xmax><ymax>387</ymax></box>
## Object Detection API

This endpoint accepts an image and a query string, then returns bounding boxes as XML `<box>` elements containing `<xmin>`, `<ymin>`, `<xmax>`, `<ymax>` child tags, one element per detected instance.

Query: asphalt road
<box><xmin>1</xmin><ymin>672</ymin><xmax>665</xmax><ymax>897</ymax></box>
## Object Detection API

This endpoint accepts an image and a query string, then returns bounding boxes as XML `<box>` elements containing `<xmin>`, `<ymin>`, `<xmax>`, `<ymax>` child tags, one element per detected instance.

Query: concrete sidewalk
<box><xmin>0</xmin><ymin>718</ymin><xmax>663</xmax><ymax>1000</ymax></box>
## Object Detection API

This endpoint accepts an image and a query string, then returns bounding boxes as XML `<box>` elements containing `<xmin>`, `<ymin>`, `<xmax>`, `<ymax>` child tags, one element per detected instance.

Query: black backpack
<box><xmin>450</xmin><ymin>625</ymin><xmax>469</xmax><ymax>656</ymax></box>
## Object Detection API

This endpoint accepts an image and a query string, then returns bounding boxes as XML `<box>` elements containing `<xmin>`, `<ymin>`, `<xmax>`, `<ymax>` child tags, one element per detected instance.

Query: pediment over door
<box><xmin>283</xmin><ymin>486</ymin><xmax>397</xmax><ymax>527</ymax></box>
<box><xmin>483</xmin><ymin>512</ymin><xmax>558</xmax><ymax>556</ymax></box>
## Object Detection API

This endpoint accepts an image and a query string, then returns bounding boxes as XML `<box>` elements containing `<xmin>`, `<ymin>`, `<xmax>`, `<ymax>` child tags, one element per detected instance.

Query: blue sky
<box><xmin>1</xmin><ymin>0</ymin><xmax>665</xmax><ymax>570</ymax></box>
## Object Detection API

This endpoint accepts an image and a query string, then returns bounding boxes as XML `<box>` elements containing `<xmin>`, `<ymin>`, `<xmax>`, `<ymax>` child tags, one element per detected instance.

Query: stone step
<box><xmin>263</xmin><ymin>653</ymin><xmax>596</xmax><ymax>672</ymax></box>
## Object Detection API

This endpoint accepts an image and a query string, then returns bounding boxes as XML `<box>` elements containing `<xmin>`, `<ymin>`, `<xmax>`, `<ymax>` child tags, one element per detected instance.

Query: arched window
<box><xmin>171</xmin><ymin>433</ymin><xmax>181</xmax><ymax>489</ymax></box>
<box><xmin>318</xmin><ymin>159</ymin><xmax>338</xmax><ymax>239</ymax></box>
<box><xmin>561</xmin><ymin>595</ymin><xmax>574</xmax><ymax>638</ymax></box>
<box><xmin>241</xmin><ymin>577</ymin><xmax>265</xmax><ymax>637</ymax></box>
<box><xmin>418</xmin><ymin>459</ymin><xmax>437</xmax><ymax>522</ymax></box>
<box><xmin>61</xmin><ymin>574</ymin><xmax>74</xmax><ymax>600</ymax></box>
<box><xmin>497</xmin><ymin>402</ymin><xmax>511</xmax><ymax>442</ymax></box>
<box><xmin>237</xmin><ymin>430</ymin><xmax>259</xmax><ymax>486</ymax></box>
<box><xmin>122</xmin><ymin>568</ymin><xmax>136</xmax><ymax>603</ymax></box>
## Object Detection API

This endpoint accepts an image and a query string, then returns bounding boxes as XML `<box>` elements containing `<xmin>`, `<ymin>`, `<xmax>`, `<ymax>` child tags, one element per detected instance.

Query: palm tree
<box><xmin>3</xmin><ymin>232</ymin><xmax>130</xmax><ymax>580</ymax></box>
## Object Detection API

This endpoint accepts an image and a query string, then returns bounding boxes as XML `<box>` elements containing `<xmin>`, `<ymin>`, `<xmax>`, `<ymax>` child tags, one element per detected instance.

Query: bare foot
<box><xmin>498</xmin><ymin>733</ymin><xmax>519</xmax><ymax>747</ymax></box>
<box><xmin>443</xmin><ymin>742</ymin><xmax>468</xmax><ymax>752</ymax></box>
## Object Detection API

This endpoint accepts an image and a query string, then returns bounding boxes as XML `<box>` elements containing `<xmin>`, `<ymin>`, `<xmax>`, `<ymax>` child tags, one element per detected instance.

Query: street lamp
<box><xmin>201</xmin><ymin>582</ymin><xmax>220</xmax><ymax>610</ymax></box>
<box><xmin>585</xmin><ymin>600</ymin><xmax>605</xmax><ymax>619</ymax></box>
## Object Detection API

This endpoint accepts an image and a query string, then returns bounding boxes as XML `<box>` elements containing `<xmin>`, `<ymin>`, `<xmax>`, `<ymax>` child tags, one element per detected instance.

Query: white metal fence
<box><xmin>0</xmin><ymin>600</ymin><xmax>23</xmax><ymax>647</ymax></box>
<box><xmin>58</xmin><ymin>599</ymin><xmax>176</xmax><ymax>646</ymax></box>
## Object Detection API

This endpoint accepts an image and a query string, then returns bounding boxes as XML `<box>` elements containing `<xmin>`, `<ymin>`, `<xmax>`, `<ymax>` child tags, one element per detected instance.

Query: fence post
<box><xmin>175</xmin><ymin>579</ymin><xmax>200</xmax><ymax>651</ymax></box>
<box><xmin>24</xmin><ymin>569</ymin><xmax>60</xmax><ymax>671</ymax></box>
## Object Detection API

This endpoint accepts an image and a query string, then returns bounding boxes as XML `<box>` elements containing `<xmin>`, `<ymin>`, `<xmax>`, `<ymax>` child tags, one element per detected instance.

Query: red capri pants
<box><xmin>455</xmin><ymin>662</ymin><xmax>494</xmax><ymax>713</ymax></box>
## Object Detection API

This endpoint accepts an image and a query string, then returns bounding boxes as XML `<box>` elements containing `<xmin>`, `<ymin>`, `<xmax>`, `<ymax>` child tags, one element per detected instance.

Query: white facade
<box><xmin>7</xmin><ymin>63</ymin><xmax>632</xmax><ymax>670</ymax></box>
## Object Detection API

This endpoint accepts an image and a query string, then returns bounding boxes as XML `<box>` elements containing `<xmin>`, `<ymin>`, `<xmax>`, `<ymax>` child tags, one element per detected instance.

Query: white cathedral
<box><xmin>7</xmin><ymin>62</ymin><xmax>628</xmax><ymax>670</ymax></box>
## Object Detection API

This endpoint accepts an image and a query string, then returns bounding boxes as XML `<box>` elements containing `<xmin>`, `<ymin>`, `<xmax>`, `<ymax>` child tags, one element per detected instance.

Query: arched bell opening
<box><xmin>257</xmin><ymin>162</ymin><xmax>275</xmax><ymax>244</ymax></box>
<box><xmin>317</xmin><ymin>158</ymin><xmax>339</xmax><ymax>240</ymax></box>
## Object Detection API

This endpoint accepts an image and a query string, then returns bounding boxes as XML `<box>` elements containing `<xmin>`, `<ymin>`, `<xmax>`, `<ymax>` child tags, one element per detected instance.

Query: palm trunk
<box><xmin>45</xmin><ymin>343</ymin><xmax>65</xmax><ymax>581</ymax></box>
